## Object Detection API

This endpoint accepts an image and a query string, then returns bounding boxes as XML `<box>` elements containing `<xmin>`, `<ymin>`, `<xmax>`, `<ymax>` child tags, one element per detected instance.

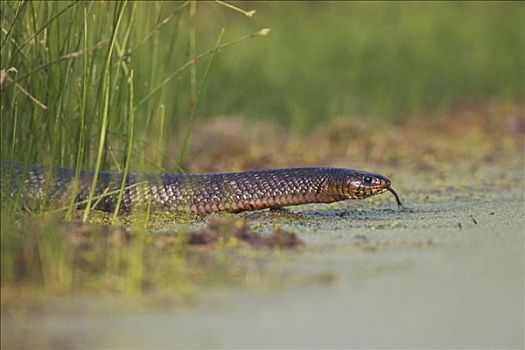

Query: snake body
<box><xmin>1</xmin><ymin>162</ymin><xmax>401</xmax><ymax>215</ymax></box>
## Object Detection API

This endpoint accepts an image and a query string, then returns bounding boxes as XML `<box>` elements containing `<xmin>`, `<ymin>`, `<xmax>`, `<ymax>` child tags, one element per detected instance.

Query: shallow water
<box><xmin>2</xmin><ymin>159</ymin><xmax>524</xmax><ymax>349</ymax></box>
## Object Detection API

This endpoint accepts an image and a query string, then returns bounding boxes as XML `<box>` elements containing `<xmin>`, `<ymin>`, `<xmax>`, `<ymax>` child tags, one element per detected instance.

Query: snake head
<box><xmin>346</xmin><ymin>171</ymin><xmax>391</xmax><ymax>199</ymax></box>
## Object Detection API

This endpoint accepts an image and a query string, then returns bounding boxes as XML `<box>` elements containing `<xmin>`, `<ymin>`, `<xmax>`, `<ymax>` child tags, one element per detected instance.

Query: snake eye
<box><xmin>363</xmin><ymin>176</ymin><xmax>373</xmax><ymax>186</ymax></box>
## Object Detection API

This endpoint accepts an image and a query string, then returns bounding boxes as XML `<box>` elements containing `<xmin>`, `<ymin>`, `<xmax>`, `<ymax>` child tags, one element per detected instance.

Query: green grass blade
<box><xmin>178</xmin><ymin>27</ymin><xmax>226</xmax><ymax>166</ymax></box>
<box><xmin>112</xmin><ymin>69</ymin><xmax>135</xmax><ymax>223</ymax></box>
<box><xmin>82</xmin><ymin>1</ymin><xmax>127</xmax><ymax>222</ymax></box>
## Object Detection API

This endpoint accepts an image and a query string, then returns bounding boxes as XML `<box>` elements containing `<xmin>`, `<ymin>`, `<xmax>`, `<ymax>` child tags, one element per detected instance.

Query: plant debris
<box><xmin>188</xmin><ymin>217</ymin><xmax>304</xmax><ymax>249</ymax></box>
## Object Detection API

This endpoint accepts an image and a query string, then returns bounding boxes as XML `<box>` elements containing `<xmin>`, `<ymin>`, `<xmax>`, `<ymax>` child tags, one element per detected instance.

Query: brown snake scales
<box><xmin>1</xmin><ymin>162</ymin><xmax>403</xmax><ymax>216</ymax></box>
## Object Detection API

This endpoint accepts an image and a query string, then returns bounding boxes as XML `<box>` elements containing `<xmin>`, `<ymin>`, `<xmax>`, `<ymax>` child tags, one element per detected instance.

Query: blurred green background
<box><xmin>205</xmin><ymin>1</ymin><xmax>524</xmax><ymax>127</ymax></box>
<box><xmin>1</xmin><ymin>1</ymin><xmax>524</xmax><ymax>169</ymax></box>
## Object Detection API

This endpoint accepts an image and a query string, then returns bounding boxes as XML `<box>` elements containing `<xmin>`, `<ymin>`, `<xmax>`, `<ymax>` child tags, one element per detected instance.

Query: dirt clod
<box><xmin>188</xmin><ymin>217</ymin><xmax>303</xmax><ymax>249</ymax></box>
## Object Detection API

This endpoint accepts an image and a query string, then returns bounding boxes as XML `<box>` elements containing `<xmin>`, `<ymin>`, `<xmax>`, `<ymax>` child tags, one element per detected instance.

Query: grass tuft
<box><xmin>1</xmin><ymin>1</ymin><xmax>266</xmax><ymax>217</ymax></box>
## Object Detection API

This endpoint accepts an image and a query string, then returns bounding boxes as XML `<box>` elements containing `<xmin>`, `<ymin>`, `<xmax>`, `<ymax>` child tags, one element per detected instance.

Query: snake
<box><xmin>1</xmin><ymin>162</ymin><xmax>402</xmax><ymax>215</ymax></box>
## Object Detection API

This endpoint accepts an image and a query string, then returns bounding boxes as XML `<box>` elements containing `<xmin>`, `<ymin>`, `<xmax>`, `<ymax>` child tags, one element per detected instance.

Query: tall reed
<box><xmin>1</xmin><ymin>1</ymin><xmax>268</xmax><ymax>219</ymax></box>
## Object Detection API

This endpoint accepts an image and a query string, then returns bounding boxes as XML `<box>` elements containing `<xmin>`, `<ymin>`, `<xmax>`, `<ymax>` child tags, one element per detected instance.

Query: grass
<box><xmin>2</xmin><ymin>2</ymin><xmax>523</xmax><ymax>175</ymax></box>
<box><xmin>0</xmin><ymin>213</ymin><xmax>318</xmax><ymax>309</ymax></box>
<box><xmin>205</xmin><ymin>2</ymin><xmax>524</xmax><ymax>128</ymax></box>
<box><xmin>1</xmin><ymin>1</ymin><xmax>268</xmax><ymax>217</ymax></box>
<box><xmin>3</xmin><ymin>2</ymin><xmax>523</xmax><ymax>169</ymax></box>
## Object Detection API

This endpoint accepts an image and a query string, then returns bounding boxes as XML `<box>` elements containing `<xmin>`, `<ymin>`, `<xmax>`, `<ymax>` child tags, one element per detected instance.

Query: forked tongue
<box><xmin>387</xmin><ymin>187</ymin><xmax>404</xmax><ymax>209</ymax></box>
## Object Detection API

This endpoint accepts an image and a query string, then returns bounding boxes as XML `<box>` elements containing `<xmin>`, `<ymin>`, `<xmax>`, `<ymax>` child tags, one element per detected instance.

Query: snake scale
<box><xmin>1</xmin><ymin>162</ymin><xmax>402</xmax><ymax>215</ymax></box>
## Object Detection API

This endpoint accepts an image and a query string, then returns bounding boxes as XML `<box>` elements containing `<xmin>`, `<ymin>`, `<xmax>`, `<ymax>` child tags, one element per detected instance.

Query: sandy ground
<box><xmin>2</xmin><ymin>151</ymin><xmax>523</xmax><ymax>349</ymax></box>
